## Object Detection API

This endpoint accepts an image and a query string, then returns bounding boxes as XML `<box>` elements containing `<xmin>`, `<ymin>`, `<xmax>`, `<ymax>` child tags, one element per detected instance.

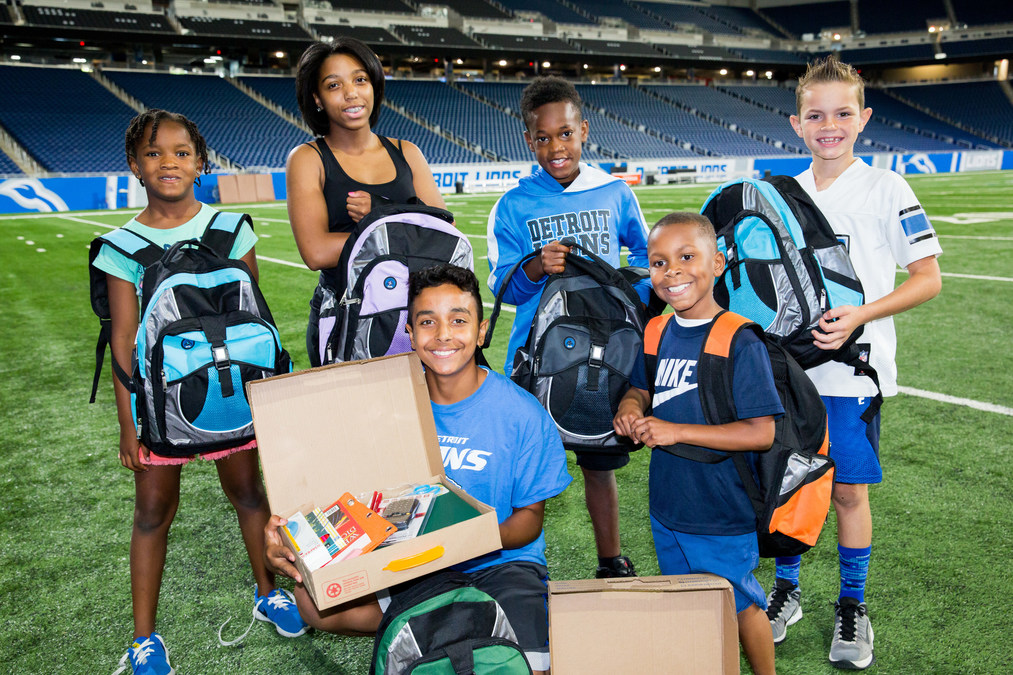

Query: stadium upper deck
<box><xmin>0</xmin><ymin>1</ymin><xmax>1009</xmax><ymax>174</ymax></box>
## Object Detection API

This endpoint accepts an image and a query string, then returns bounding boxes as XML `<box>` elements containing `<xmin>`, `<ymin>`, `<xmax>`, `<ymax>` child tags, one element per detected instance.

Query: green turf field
<box><xmin>1</xmin><ymin>171</ymin><xmax>1011</xmax><ymax>674</ymax></box>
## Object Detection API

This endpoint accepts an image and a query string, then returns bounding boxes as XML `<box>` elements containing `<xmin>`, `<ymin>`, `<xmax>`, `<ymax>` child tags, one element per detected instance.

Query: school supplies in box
<box><xmin>376</xmin><ymin>487</ymin><xmax>437</xmax><ymax>546</ymax></box>
<box><xmin>282</xmin><ymin>511</ymin><xmax>334</xmax><ymax>571</ymax></box>
<box><xmin>322</xmin><ymin>492</ymin><xmax>397</xmax><ymax>563</ymax></box>
<box><xmin>249</xmin><ymin>353</ymin><xmax>502</xmax><ymax>611</ymax></box>
<box><xmin>421</xmin><ymin>489</ymin><xmax>483</xmax><ymax>536</ymax></box>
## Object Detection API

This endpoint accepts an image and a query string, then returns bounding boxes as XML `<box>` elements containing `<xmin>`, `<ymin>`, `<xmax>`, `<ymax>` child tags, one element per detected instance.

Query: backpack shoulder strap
<box><xmin>698</xmin><ymin>310</ymin><xmax>758</xmax><ymax>425</ymax></box>
<box><xmin>200</xmin><ymin>211</ymin><xmax>251</xmax><ymax>258</ymax></box>
<box><xmin>655</xmin><ymin>311</ymin><xmax>758</xmax><ymax>464</ymax></box>
<box><xmin>87</xmin><ymin>227</ymin><xmax>162</xmax><ymax>403</ymax></box>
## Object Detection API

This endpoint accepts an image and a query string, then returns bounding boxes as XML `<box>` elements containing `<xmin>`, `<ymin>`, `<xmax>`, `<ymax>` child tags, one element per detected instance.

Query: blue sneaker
<box><xmin>113</xmin><ymin>632</ymin><xmax>175</xmax><ymax>675</ymax></box>
<box><xmin>254</xmin><ymin>585</ymin><xmax>309</xmax><ymax>638</ymax></box>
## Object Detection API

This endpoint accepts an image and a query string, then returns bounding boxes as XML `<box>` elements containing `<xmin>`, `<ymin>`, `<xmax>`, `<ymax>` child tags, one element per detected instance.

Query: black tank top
<box><xmin>310</xmin><ymin>135</ymin><xmax>417</xmax><ymax>235</ymax></box>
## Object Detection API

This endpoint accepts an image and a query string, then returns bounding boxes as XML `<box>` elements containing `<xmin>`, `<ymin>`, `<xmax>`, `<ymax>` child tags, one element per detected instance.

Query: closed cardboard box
<box><xmin>248</xmin><ymin>352</ymin><xmax>502</xmax><ymax>610</ymax></box>
<box><xmin>549</xmin><ymin>575</ymin><xmax>739</xmax><ymax>674</ymax></box>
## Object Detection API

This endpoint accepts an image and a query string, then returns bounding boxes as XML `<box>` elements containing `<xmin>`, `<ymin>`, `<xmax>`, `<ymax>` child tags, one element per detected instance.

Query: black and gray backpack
<box><xmin>310</xmin><ymin>202</ymin><xmax>473</xmax><ymax>366</ymax></box>
<box><xmin>484</xmin><ymin>239</ymin><xmax>661</xmax><ymax>454</ymax></box>
<box><xmin>371</xmin><ymin>571</ymin><xmax>531</xmax><ymax>675</ymax></box>
<box><xmin>88</xmin><ymin>212</ymin><xmax>290</xmax><ymax>456</ymax></box>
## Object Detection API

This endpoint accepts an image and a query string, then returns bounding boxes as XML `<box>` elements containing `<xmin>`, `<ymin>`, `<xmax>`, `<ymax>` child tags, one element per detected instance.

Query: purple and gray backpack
<box><xmin>313</xmin><ymin>202</ymin><xmax>472</xmax><ymax>365</ymax></box>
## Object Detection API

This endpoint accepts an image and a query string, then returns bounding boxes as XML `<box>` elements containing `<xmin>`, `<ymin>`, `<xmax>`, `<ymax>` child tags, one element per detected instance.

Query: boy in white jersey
<box><xmin>763</xmin><ymin>55</ymin><xmax>942</xmax><ymax>669</ymax></box>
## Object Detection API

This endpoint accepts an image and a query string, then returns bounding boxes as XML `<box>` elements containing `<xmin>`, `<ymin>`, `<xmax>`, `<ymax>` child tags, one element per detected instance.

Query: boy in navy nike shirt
<box><xmin>614</xmin><ymin>213</ymin><xmax>781</xmax><ymax>675</ymax></box>
<box><xmin>487</xmin><ymin>76</ymin><xmax>649</xmax><ymax>579</ymax></box>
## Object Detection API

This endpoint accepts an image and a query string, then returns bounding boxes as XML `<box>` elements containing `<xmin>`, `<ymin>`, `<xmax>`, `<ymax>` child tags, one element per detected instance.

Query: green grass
<box><xmin>1</xmin><ymin>171</ymin><xmax>1011</xmax><ymax>673</ymax></box>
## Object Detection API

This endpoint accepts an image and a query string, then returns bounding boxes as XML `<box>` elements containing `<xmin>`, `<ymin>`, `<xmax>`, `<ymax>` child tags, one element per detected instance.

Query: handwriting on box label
<box><xmin>322</xmin><ymin>571</ymin><xmax>369</xmax><ymax>600</ymax></box>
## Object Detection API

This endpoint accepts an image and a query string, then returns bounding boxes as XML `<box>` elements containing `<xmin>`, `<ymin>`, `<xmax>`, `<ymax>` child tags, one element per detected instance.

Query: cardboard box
<box><xmin>548</xmin><ymin>574</ymin><xmax>739</xmax><ymax>674</ymax></box>
<box><xmin>248</xmin><ymin>352</ymin><xmax>502</xmax><ymax>611</ymax></box>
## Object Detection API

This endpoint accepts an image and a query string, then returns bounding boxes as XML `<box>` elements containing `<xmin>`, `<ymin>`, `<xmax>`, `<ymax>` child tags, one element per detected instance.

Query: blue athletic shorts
<box><xmin>650</xmin><ymin>515</ymin><xmax>766</xmax><ymax>614</ymax></box>
<box><xmin>823</xmin><ymin>395</ymin><xmax>882</xmax><ymax>485</ymax></box>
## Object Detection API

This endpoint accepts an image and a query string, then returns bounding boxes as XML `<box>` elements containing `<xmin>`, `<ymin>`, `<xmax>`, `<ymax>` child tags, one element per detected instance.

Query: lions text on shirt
<box><xmin>431</xmin><ymin>369</ymin><xmax>571</xmax><ymax>572</ymax></box>
<box><xmin>486</xmin><ymin>163</ymin><xmax>650</xmax><ymax>373</ymax></box>
<box><xmin>796</xmin><ymin>159</ymin><xmax>942</xmax><ymax>397</ymax></box>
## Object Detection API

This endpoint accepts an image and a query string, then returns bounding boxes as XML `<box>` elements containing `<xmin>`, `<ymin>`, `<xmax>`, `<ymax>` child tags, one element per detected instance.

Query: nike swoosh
<box><xmin>653</xmin><ymin>382</ymin><xmax>698</xmax><ymax>407</ymax></box>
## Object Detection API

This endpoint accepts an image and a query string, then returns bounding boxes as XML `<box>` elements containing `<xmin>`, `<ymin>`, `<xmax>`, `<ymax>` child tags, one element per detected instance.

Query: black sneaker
<box><xmin>595</xmin><ymin>556</ymin><xmax>636</xmax><ymax>578</ymax></box>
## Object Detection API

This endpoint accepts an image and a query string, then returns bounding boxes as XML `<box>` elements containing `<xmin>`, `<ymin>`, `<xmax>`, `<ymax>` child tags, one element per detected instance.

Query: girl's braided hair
<box><xmin>125</xmin><ymin>109</ymin><xmax>211</xmax><ymax>174</ymax></box>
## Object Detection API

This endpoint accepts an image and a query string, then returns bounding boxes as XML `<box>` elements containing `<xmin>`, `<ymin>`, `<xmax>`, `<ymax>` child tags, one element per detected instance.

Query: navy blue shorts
<box><xmin>823</xmin><ymin>396</ymin><xmax>882</xmax><ymax>484</ymax></box>
<box><xmin>650</xmin><ymin>515</ymin><xmax>766</xmax><ymax>614</ymax></box>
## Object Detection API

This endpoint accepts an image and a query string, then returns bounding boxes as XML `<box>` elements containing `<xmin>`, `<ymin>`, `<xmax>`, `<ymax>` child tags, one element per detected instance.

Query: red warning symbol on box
<box><xmin>326</xmin><ymin>582</ymin><xmax>342</xmax><ymax>598</ymax></box>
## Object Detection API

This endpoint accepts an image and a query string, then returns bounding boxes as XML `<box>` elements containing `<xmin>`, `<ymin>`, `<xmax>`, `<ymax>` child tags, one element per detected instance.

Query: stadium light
<box><xmin>654</xmin><ymin>66</ymin><xmax>661</xmax><ymax>72</ymax></box>
<box><xmin>73</xmin><ymin>57</ymin><xmax>87</xmax><ymax>63</ymax></box>
<box><xmin>928</xmin><ymin>26</ymin><xmax>936</xmax><ymax>33</ymax></box>
<box><xmin>456</xmin><ymin>58</ymin><xmax>464</xmax><ymax>65</ymax></box>
<box><xmin>619</xmin><ymin>64</ymin><xmax>626</xmax><ymax>71</ymax></box>
<box><xmin>10</xmin><ymin>55</ymin><xmax>20</xmax><ymax>61</ymax></box>
<box><xmin>765</xmin><ymin>71</ymin><xmax>773</xmax><ymax>79</ymax></box>
<box><xmin>542</xmin><ymin>61</ymin><xmax>551</xmax><ymax>68</ymax></box>
<box><xmin>719</xmin><ymin>68</ymin><xmax>728</xmax><ymax>75</ymax></box>
<box><xmin>583</xmin><ymin>63</ymin><xmax>589</xmax><ymax>69</ymax></box>
<box><xmin>274</xmin><ymin>51</ymin><xmax>285</xmax><ymax>58</ymax></box>
<box><xmin>498</xmin><ymin>59</ymin><xmax>507</xmax><ymax>66</ymax></box>
<box><xmin>832</xmin><ymin>33</ymin><xmax>841</xmax><ymax>40</ymax></box>
<box><xmin>745</xmin><ymin>69</ymin><xmax>754</xmax><ymax>77</ymax></box>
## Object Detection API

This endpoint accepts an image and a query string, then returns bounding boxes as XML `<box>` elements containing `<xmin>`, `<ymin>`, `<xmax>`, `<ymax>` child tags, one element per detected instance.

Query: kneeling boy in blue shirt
<box><xmin>613</xmin><ymin>213</ymin><xmax>782</xmax><ymax>675</ymax></box>
<box><xmin>266</xmin><ymin>264</ymin><xmax>571</xmax><ymax>674</ymax></box>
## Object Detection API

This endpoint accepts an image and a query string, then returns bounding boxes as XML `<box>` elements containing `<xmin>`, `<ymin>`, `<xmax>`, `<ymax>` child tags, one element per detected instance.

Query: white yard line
<box><xmin>897</xmin><ymin>268</ymin><xmax>1013</xmax><ymax>283</ymax></box>
<box><xmin>256</xmin><ymin>255</ymin><xmax>308</xmax><ymax>270</ymax></box>
<box><xmin>57</xmin><ymin>216</ymin><xmax>118</xmax><ymax>229</ymax></box>
<box><xmin>939</xmin><ymin>235</ymin><xmax>1013</xmax><ymax>241</ymax></box>
<box><xmin>897</xmin><ymin>386</ymin><xmax>1013</xmax><ymax>417</ymax></box>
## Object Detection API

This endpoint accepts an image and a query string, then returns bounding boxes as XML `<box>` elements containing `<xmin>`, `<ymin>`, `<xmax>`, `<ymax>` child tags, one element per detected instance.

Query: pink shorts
<box><xmin>140</xmin><ymin>439</ymin><xmax>258</xmax><ymax>466</ymax></box>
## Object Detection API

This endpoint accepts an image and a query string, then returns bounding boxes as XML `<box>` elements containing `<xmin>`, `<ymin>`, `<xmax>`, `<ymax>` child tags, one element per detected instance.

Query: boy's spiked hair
<box><xmin>652</xmin><ymin>212</ymin><xmax>718</xmax><ymax>252</ymax></box>
<box><xmin>796</xmin><ymin>54</ymin><xmax>866</xmax><ymax>113</ymax></box>
<box><xmin>520</xmin><ymin>76</ymin><xmax>583</xmax><ymax>129</ymax></box>
<box><xmin>408</xmin><ymin>264</ymin><xmax>484</xmax><ymax>323</ymax></box>
<box><xmin>295</xmin><ymin>39</ymin><xmax>385</xmax><ymax>135</ymax></box>
<box><xmin>125</xmin><ymin>109</ymin><xmax>210</xmax><ymax>174</ymax></box>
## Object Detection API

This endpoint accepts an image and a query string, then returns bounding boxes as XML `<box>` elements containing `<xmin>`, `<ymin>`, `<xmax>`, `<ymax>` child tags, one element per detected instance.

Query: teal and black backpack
<box><xmin>371</xmin><ymin>571</ymin><xmax>531</xmax><ymax>675</ymax></box>
<box><xmin>701</xmin><ymin>175</ymin><xmax>881</xmax><ymax>422</ymax></box>
<box><xmin>88</xmin><ymin>212</ymin><xmax>290</xmax><ymax>456</ymax></box>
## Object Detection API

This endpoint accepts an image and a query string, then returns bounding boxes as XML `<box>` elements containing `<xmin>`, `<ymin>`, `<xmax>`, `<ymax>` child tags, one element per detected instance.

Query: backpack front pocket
<box><xmin>150</xmin><ymin>312</ymin><xmax>284</xmax><ymax>453</ymax></box>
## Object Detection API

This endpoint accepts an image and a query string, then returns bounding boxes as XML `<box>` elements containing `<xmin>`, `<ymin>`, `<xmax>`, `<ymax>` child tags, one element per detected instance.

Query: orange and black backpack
<box><xmin>643</xmin><ymin>310</ymin><xmax>834</xmax><ymax>557</ymax></box>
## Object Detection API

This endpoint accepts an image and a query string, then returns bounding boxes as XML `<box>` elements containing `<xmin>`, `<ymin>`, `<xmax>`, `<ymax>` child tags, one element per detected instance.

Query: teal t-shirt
<box><xmin>92</xmin><ymin>203</ymin><xmax>257</xmax><ymax>294</ymax></box>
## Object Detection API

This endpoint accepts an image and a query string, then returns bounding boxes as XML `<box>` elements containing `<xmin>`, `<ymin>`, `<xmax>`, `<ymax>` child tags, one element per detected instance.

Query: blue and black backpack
<box><xmin>701</xmin><ymin>175</ymin><xmax>881</xmax><ymax>421</ymax></box>
<box><xmin>484</xmin><ymin>239</ymin><xmax>663</xmax><ymax>454</ymax></box>
<box><xmin>88</xmin><ymin>212</ymin><xmax>290</xmax><ymax>456</ymax></box>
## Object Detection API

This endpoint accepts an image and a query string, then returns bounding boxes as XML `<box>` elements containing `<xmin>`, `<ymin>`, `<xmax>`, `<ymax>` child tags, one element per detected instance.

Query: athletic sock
<box><xmin>775</xmin><ymin>555</ymin><xmax>802</xmax><ymax>588</ymax></box>
<box><xmin>838</xmin><ymin>544</ymin><xmax>872</xmax><ymax>603</ymax></box>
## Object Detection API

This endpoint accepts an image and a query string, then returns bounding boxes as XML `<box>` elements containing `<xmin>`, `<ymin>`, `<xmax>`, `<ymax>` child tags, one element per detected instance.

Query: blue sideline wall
<box><xmin>0</xmin><ymin>150</ymin><xmax>1009</xmax><ymax>214</ymax></box>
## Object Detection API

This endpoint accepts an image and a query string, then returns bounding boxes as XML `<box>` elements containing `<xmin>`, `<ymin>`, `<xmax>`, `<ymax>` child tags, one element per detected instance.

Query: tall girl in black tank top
<box><xmin>287</xmin><ymin>39</ymin><xmax>446</xmax><ymax>366</ymax></box>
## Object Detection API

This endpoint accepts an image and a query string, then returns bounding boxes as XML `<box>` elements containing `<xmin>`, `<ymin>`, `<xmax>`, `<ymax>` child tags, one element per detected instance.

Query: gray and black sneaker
<box><xmin>829</xmin><ymin>597</ymin><xmax>875</xmax><ymax>670</ymax></box>
<box><xmin>766</xmin><ymin>578</ymin><xmax>802</xmax><ymax>645</ymax></box>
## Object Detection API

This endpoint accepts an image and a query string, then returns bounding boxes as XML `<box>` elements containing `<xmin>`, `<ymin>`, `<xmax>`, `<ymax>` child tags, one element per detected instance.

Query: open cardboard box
<box><xmin>548</xmin><ymin>574</ymin><xmax>739</xmax><ymax>674</ymax></box>
<box><xmin>247</xmin><ymin>352</ymin><xmax>502</xmax><ymax>611</ymax></box>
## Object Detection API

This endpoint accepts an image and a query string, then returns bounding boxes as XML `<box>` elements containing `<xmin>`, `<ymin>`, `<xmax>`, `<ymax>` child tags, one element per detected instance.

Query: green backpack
<box><xmin>371</xmin><ymin>571</ymin><xmax>532</xmax><ymax>675</ymax></box>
